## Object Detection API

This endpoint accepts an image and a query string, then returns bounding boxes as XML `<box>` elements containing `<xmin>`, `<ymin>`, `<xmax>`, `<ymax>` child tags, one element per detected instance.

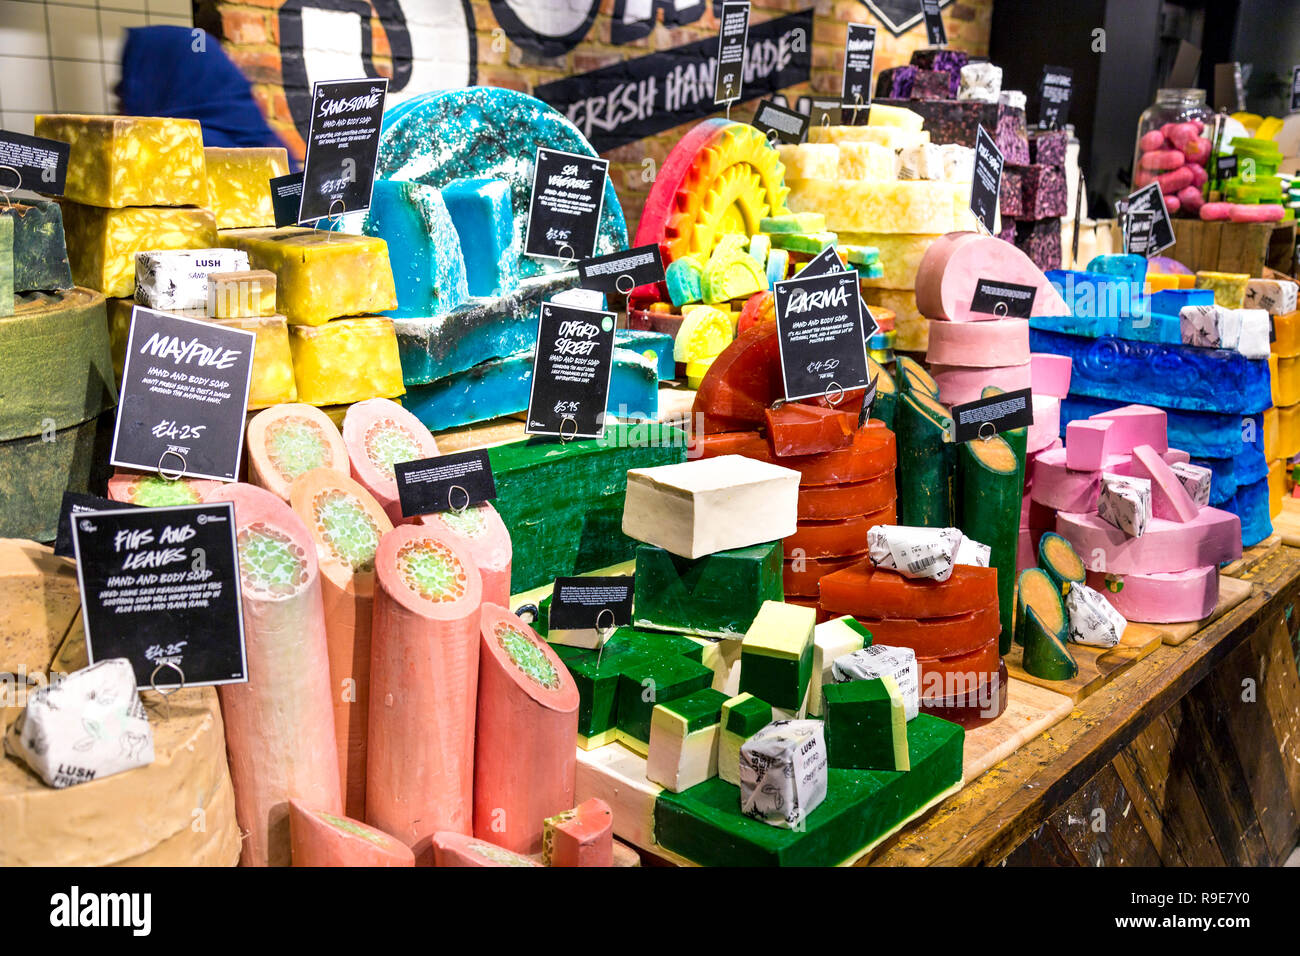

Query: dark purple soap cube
<box><xmin>996</xmin><ymin>106</ymin><xmax>1029</xmax><ymax>164</ymax></box>
<box><xmin>1023</xmin><ymin>164</ymin><xmax>1067</xmax><ymax>219</ymax></box>
<box><xmin>910</xmin><ymin>49</ymin><xmax>968</xmax><ymax>97</ymax></box>
<box><xmin>1000</xmin><ymin>164</ymin><xmax>1026</xmax><ymax>217</ymax></box>
<box><xmin>910</xmin><ymin>70</ymin><xmax>952</xmax><ymax>101</ymax></box>
<box><xmin>1014</xmin><ymin>217</ymin><xmax>1062</xmax><ymax>271</ymax></box>
<box><xmin>1028</xmin><ymin>129</ymin><xmax>1068</xmax><ymax>167</ymax></box>
<box><xmin>876</xmin><ymin>66</ymin><xmax>917</xmax><ymax>101</ymax></box>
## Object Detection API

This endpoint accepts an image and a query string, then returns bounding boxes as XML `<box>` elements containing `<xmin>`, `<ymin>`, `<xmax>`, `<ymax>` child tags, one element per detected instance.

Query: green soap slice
<box><xmin>723</xmin><ymin>693</ymin><xmax>774</xmax><ymax>737</ymax></box>
<box><xmin>958</xmin><ymin>434</ymin><xmax>1023</xmax><ymax>654</ymax></box>
<box><xmin>760</xmin><ymin>212</ymin><xmax>826</xmax><ymax>234</ymax></box>
<box><xmin>824</xmin><ymin>677</ymin><xmax>909</xmax><ymax>771</ymax></box>
<box><xmin>1017</xmin><ymin>567</ymin><xmax>1077</xmax><ymax>680</ymax></box>
<box><xmin>896</xmin><ymin>355</ymin><xmax>939</xmax><ymax>397</ymax></box>
<box><xmin>897</xmin><ymin>393</ymin><xmax>955</xmax><ymax>528</ymax></box>
<box><xmin>769</xmin><ymin>231</ymin><xmax>837</xmax><ymax>254</ymax></box>
<box><xmin>1038</xmin><ymin>532</ymin><xmax>1085</xmax><ymax>593</ymax></box>
<box><xmin>711</xmin><ymin>234</ymin><xmax>749</xmax><ymax>259</ymax></box>
<box><xmin>633</xmin><ymin>541</ymin><xmax>783</xmax><ymax>639</ymax></box>
<box><xmin>740</xmin><ymin>601</ymin><xmax>815</xmax><ymax>711</ymax></box>
<box><xmin>659</xmin><ymin>687</ymin><xmax>729</xmax><ymax>733</ymax></box>
<box><xmin>615</xmin><ymin>654</ymin><xmax>715</xmax><ymax>747</ymax></box>
<box><xmin>666</xmin><ymin>256</ymin><xmax>704</xmax><ymax>307</ymax></box>
<box><xmin>654</xmin><ymin>714</ymin><xmax>964</xmax><ymax>867</ymax></box>
<box><xmin>844</xmin><ymin>245</ymin><xmax>880</xmax><ymax>266</ymax></box>
<box><xmin>1</xmin><ymin>201</ymin><xmax>73</xmax><ymax>293</ymax></box>
<box><xmin>866</xmin><ymin>355</ymin><xmax>897</xmax><ymax>430</ymax></box>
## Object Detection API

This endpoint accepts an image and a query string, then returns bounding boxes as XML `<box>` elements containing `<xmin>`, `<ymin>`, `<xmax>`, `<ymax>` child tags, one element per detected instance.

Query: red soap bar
<box><xmin>783</xmin><ymin>553</ymin><xmax>865</xmax><ymax>597</ymax></box>
<box><xmin>737</xmin><ymin>291</ymin><xmax>774</xmax><ymax>333</ymax></box>
<box><xmin>798</xmin><ymin>473</ymin><xmax>897</xmax><ymax>520</ymax></box>
<box><xmin>917</xmin><ymin>636</ymin><xmax>1000</xmax><ymax>690</ymax></box>
<box><xmin>693</xmin><ymin>426</ymin><xmax>896</xmax><ymax>486</ymax></box>
<box><xmin>784</xmin><ymin>504</ymin><xmax>896</xmax><ymax>559</ymax></box>
<box><xmin>919</xmin><ymin>660</ymin><xmax>1009</xmax><ymax>729</ymax></box>
<box><xmin>765</xmin><ymin>403</ymin><xmax>855</xmax><ymax>456</ymax></box>
<box><xmin>819</xmin><ymin>562</ymin><xmax>999</xmax><ymax>619</ymax></box>
<box><xmin>852</xmin><ymin>604</ymin><xmax>1000</xmax><ymax>658</ymax></box>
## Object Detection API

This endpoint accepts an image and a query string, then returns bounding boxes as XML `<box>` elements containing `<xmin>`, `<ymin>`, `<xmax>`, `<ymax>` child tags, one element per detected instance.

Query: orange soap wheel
<box><xmin>919</xmin><ymin>660</ymin><xmax>1009</xmax><ymax>729</ymax></box>
<box><xmin>797</xmin><ymin>472</ymin><xmax>897</xmax><ymax>520</ymax></box>
<box><xmin>852</xmin><ymin>604</ymin><xmax>1000</xmax><ymax>658</ymax></box>
<box><xmin>784</xmin><ymin>504</ymin><xmax>896</xmax><ymax>559</ymax></box>
<box><xmin>783</xmin><ymin>553</ymin><xmax>865</xmax><ymax>597</ymax></box>
<box><xmin>765</xmin><ymin>403</ymin><xmax>856</xmax><ymax>457</ymax></box>
<box><xmin>916</xmin><ymin>636</ymin><xmax>1000</xmax><ymax>695</ymax></box>
<box><xmin>693</xmin><ymin>426</ymin><xmax>896</xmax><ymax>486</ymax></box>
<box><xmin>737</xmin><ymin>291</ymin><xmax>775</xmax><ymax>333</ymax></box>
<box><xmin>818</xmin><ymin>562</ymin><xmax>999</xmax><ymax>620</ymax></box>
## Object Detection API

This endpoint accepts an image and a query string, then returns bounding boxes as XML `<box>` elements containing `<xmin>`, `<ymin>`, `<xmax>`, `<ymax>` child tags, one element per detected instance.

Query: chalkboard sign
<box><xmin>298</xmin><ymin>77</ymin><xmax>387</xmax><ymax>224</ymax></box>
<box><xmin>842</xmin><ymin>23</ymin><xmax>877</xmax><ymax>111</ymax></box>
<box><xmin>549</xmin><ymin>576</ymin><xmax>634</xmax><ymax>631</ymax></box>
<box><xmin>525</xmin><ymin>147</ymin><xmax>610</xmax><ymax>262</ymax></box>
<box><xmin>774</xmin><ymin>269</ymin><xmax>871</xmax><ymax>402</ymax></box>
<box><xmin>525</xmin><ymin>301</ymin><xmax>617</xmax><ymax>439</ymax></box>
<box><xmin>714</xmin><ymin>2</ymin><xmax>751</xmax><ymax>105</ymax></box>
<box><xmin>0</xmin><ymin>129</ymin><xmax>68</xmax><ymax>196</ymax></box>
<box><xmin>395</xmin><ymin>449</ymin><xmax>497</xmax><ymax>518</ymax></box>
<box><xmin>970</xmin><ymin>125</ymin><xmax>1004</xmax><ymax>235</ymax></box>
<box><xmin>1038</xmin><ymin>66</ymin><xmax>1073</xmax><ymax>129</ymax></box>
<box><xmin>578</xmin><ymin>244</ymin><xmax>665</xmax><ymax>296</ymax></box>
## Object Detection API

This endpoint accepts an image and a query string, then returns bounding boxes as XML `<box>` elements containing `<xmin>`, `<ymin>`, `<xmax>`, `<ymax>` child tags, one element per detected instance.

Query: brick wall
<box><xmin>195</xmin><ymin>0</ymin><xmax>992</xmax><ymax>236</ymax></box>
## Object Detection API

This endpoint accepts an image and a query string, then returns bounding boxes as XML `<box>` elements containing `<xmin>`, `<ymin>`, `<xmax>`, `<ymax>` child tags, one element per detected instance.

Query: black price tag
<box><xmin>842</xmin><ymin>23</ymin><xmax>876</xmax><ymax>111</ymax></box>
<box><xmin>525</xmin><ymin>147</ymin><xmax>610</xmax><ymax>262</ymax></box>
<box><xmin>1291</xmin><ymin>65</ymin><xmax>1300</xmax><ymax>113</ymax></box>
<box><xmin>271</xmin><ymin>171</ymin><xmax>305</xmax><ymax>228</ymax></box>
<box><xmin>549</xmin><ymin>576</ymin><xmax>634</xmax><ymax>631</ymax></box>
<box><xmin>0</xmin><ymin>129</ymin><xmax>69</xmax><ymax>197</ymax></box>
<box><xmin>950</xmin><ymin>387</ymin><xmax>1034</xmax><ymax>444</ymax></box>
<box><xmin>1122</xmin><ymin>181</ymin><xmax>1175</xmax><ymax>258</ymax></box>
<box><xmin>578</xmin><ymin>244</ymin><xmax>665</xmax><ymax>296</ymax></box>
<box><xmin>70</xmin><ymin>503</ymin><xmax>247</xmax><ymax>689</ymax></box>
<box><xmin>54</xmin><ymin>492</ymin><xmax>138</xmax><ymax>559</ymax></box>
<box><xmin>714</xmin><ymin>1</ymin><xmax>751</xmax><ymax>105</ymax></box>
<box><xmin>752</xmin><ymin>99</ymin><xmax>809</xmax><ymax>145</ymax></box>
<box><xmin>395</xmin><ymin>449</ymin><xmax>497</xmax><ymax>518</ymax></box>
<box><xmin>298</xmin><ymin>77</ymin><xmax>387</xmax><ymax>224</ymax></box>
<box><xmin>857</xmin><ymin>374</ymin><xmax>879</xmax><ymax>429</ymax></box>
<box><xmin>808</xmin><ymin>100</ymin><xmax>843</xmax><ymax>129</ymax></box>
<box><xmin>921</xmin><ymin>0</ymin><xmax>947</xmax><ymax>47</ymax></box>
<box><xmin>1216</xmin><ymin>154</ymin><xmax>1239</xmax><ymax>181</ymax></box>
<box><xmin>969</xmin><ymin>278</ymin><xmax>1037</xmax><ymax>318</ymax></box>
<box><xmin>111</xmin><ymin>308</ymin><xmax>255</xmax><ymax>482</ymax></box>
<box><xmin>774</xmin><ymin>270</ymin><xmax>871</xmax><ymax>402</ymax></box>
<box><xmin>525</xmin><ymin>301</ymin><xmax>617</xmax><ymax>439</ymax></box>
<box><xmin>970</xmin><ymin>125</ymin><xmax>1004</xmax><ymax>235</ymax></box>
<box><xmin>797</xmin><ymin>244</ymin><xmax>881</xmax><ymax>340</ymax></box>
<box><xmin>1038</xmin><ymin>66</ymin><xmax>1073</xmax><ymax>129</ymax></box>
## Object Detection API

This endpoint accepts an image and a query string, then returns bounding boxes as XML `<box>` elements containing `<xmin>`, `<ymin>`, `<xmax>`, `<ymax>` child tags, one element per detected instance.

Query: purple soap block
<box><xmin>910</xmin><ymin>49</ymin><xmax>969</xmax><ymax>97</ymax></box>
<box><xmin>876</xmin><ymin>66</ymin><xmax>918</xmax><ymax>100</ymax></box>
<box><xmin>1029</xmin><ymin>130</ymin><xmax>1068</xmax><ymax>168</ymax></box>
<box><xmin>877</xmin><ymin>98</ymin><xmax>1026</xmax><ymax>159</ymax></box>
<box><xmin>1021</xmin><ymin>164</ymin><xmax>1067</xmax><ymax>219</ymax></box>
<box><xmin>910</xmin><ymin>70</ymin><xmax>953</xmax><ymax>102</ymax></box>
<box><xmin>1000</xmin><ymin>166</ymin><xmax>1025</xmax><ymax>217</ymax></box>
<box><xmin>996</xmin><ymin>106</ymin><xmax>1029</xmax><ymax>164</ymax></box>
<box><xmin>1014</xmin><ymin>217</ymin><xmax>1062</xmax><ymax>271</ymax></box>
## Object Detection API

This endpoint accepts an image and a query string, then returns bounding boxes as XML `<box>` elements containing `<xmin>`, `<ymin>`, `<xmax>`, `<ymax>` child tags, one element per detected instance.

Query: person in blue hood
<box><xmin>116</xmin><ymin>25</ymin><xmax>286</xmax><ymax>150</ymax></box>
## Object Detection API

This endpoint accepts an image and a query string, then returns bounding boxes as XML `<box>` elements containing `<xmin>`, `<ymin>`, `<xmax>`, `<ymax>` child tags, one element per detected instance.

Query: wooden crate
<box><xmin>1169</xmin><ymin>218</ymin><xmax>1297</xmax><ymax>276</ymax></box>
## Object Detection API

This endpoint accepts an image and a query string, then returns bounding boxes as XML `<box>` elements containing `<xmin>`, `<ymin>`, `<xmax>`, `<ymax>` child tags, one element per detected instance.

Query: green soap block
<box><xmin>654</xmin><ymin>714</ymin><xmax>964</xmax><ymax>866</ymax></box>
<box><xmin>723</xmin><ymin>692</ymin><xmax>774</xmax><ymax>738</ymax></box>
<box><xmin>1</xmin><ymin>202</ymin><xmax>73</xmax><ymax>294</ymax></box>
<box><xmin>1</xmin><ymin>288</ymin><xmax>117</xmax><ymax>442</ymax></box>
<box><xmin>760</xmin><ymin>212</ymin><xmax>826</xmax><ymax>234</ymax></box>
<box><xmin>558</xmin><ymin>640</ymin><xmax>639</xmax><ymax>737</ymax></box>
<box><xmin>633</xmin><ymin>541</ymin><xmax>783</xmax><ymax>638</ymax></box>
<box><xmin>0</xmin><ymin>410</ymin><xmax>114</xmax><ymax>541</ymax></box>
<box><xmin>700</xmin><ymin>252</ymin><xmax>766</xmax><ymax>304</ymax></box>
<box><xmin>615</xmin><ymin>653</ymin><xmax>715</xmax><ymax>748</ymax></box>
<box><xmin>534</xmin><ymin>593</ymin><xmax>551</xmax><ymax>636</ymax></box>
<box><xmin>608</xmin><ymin>625</ymin><xmax>705</xmax><ymax>663</ymax></box>
<box><xmin>659</xmin><ymin>687</ymin><xmax>729</xmax><ymax>733</ymax></box>
<box><xmin>666</xmin><ymin>257</ymin><xmax>703</xmax><ymax>307</ymax></box>
<box><xmin>0</xmin><ymin>216</ymin><xmax>12</xmax><ymax>317</ymax></box>
<box><xmin>488</xmin><ymin>424</ymin><xmax>687</xmax><ymax>592</ymax></box>
<box><xmin>824</xmin><ymin>678</ymin><xmax>909</xmax><ymax>771</ymax></box>
<box><xmin>857</xmin><ymin>264</ymin><xmax>884</xmax><ymax>279</ymax></box>
<box><xmin>768</xmin><ymin>231</ymin><xmax>838</xmax><ymax>254</ymax></box>
<box><xmin>739</xmin><ymin>601</ymin><xmax>815</xmax><ymax>712</ymax></box>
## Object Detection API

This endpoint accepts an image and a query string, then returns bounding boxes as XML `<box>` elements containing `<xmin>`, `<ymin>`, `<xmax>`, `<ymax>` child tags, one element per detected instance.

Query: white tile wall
<box><xmin>0</xmin><ymin>0</ymin><xmax>191</xmax><ymax>122</ymax></box>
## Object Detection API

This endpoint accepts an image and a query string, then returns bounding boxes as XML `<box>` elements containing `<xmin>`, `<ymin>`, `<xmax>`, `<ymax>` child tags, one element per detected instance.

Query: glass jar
<box><xmin>1131</xmin><ymin>89</ymin><xmax>1213</xmax><ymax>218</ymax></box>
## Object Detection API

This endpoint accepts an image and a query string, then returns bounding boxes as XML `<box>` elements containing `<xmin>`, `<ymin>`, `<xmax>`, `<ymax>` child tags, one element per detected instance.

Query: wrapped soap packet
<box><xmin>867</xmin><ymin>524</ymin><xmax>965</xmax><ymax>581</ymax></box>
<box><xmin>831</xmin><ymin>644</ymin><xmax>919</xmax><ymax>720</ymax></box>
<box><xmin>1097</xmin><ymin>473</ymin><xmax>1151</xmax><ymax>537</ymax></box>
<box><xmin>1244</xmin><ymin>277</ymin><xmax>1298</xmax><ymax>316</ymax></box>
<box><xmin>739</xmin><ymin>720</ymin><xmax>828</xmax><ymax>829</ymax></box>
<box><xmin>1169</xmin><ymin>461</ymin><xmax>1212</xmax><ymax>507</ymax></box>
<box><xmin>135</xmin><ymin>248</ymin><xmax>250</xmax><ymax>311</ymax></box>
<box><xmin>954</xmin><ymin>534</ymin><xmax>991</xmax><ymax>568</ymax></box>
<box><xmin>1066</xmin><ymin>582</ymin><xmax>1127</xmax><ymax>648</ymax></box>
<box><xmin>1234</xmin><ymin>308</ymin><xmax>1271</xmax><ymax>360</ymax></box>
<box><xmin>1179</xmin><ymin>304</ymin><xmax>1222</xmax><ymax>348</ymax></box>
<box><xmin>3</xmin><ymin>659</ymin><xmax>154</xmax><ymax>789</ymax></box>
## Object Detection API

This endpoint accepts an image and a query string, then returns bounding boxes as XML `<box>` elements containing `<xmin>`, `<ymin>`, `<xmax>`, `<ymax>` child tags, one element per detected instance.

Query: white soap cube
<box><xmin>1244</xmin><ymin>277</ymin><xmax>1298</xmax><ymax>316</ymax></box>
<box><xmin>958</xmin><ymin>62</ymin><xmax>1002</xmax><ymax>102</ymax></box>
<box><xmin>1235</xmin><ymin>308</ymin><xmax>1271</xmax><ymax>359</ymax></box>
<box><xmin>1169</xmin><ymin>461</ymin><xmax>1212</xmax><ymax>507</ymax></box>
<box><xmin>809</xmin><ymin>616</ymin><xmax>868</xmax><ymax>717</ymax></box>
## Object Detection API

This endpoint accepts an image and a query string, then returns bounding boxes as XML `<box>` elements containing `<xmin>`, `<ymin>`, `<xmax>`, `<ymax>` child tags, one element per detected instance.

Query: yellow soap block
<box><xmin>1263</xmin><ymin>405</ymin><xmax>1279</xmax><ymax>461</ymax></box>
<box><xmin>1194</xmin><ymin>270</ymin><xmax>1250</xmax><ymax>309</ymax></box>
<box><xmin>777</xmin><ymin>144</ymin><xmax>839</xmax><ymax>181</ymax></box>
<box><xmin>34</xmin><ymin>114</ymin><xmax>206</xmax><ymax>208</ymax></box>
<box><xmin>216</xmin><ymin>314</ymin><xmax>297</xmax><ymax>408</ymax></box>
<box><xmin>1272</xmin><ymin>310</ymin><xmax>1300</xmax><ymax>357</ymax></box>
<box><xmin>106</xmin><ymin>297</ymin><xmax>132</xmax><ymax>385</ymax></box>
<box><xmin>1282</xmin><ymin>402</ymin><xmax>1300</xmax><ymax>460</ymax></box>
<box><xmin>867</xmin><ymin>103</ymin><xmax>924</xmax><ymax>132</ymax></box>
<box><xmin>809</xmin><ymin>125</ymin><xmax>929</xmax><ymax>150</ymax></box>
<box><xmin>204</xmin><ymin>147</ymin><xmax>290</xmax><ymax>229</ymax></box>
<box><xmin>864</xmin><ymin>288</ymin><xmax>927</xmax><ymax>352</ymax></box>
<box><xmin>60</xmin><ymin>202</ymin><xmax>218</xmax><ymax>298</ymax></box>
<box><xmin>674</xmin><ymin>306</ymin><xmax>733</xmax><ymax>363</ymax></box>
<box><xmin>1144</xmin><ymin>273</ymin><xmax>1179</xmax><ymax>294</ymax></box>
<box><xmin>839</xmin><ymin>233</ymin><xmax>942</xmax><ymax>291</ymax></box>
<box><xmin>207</xmin><ymin>270</ymin><xmax>277</xmax><ymax>318</ymax></box>
<box><xmin>837</xmin><ymin>142</ymin><xmax>895</xmax><ymax>182</ymax></box>
<box><xmin>1276</xmin><ymin>355</ymin><xmax>1300</xmax><ymax>407</ymax></box>
<box><xmin>1269</xmin><ymin>457</ymin><xmax>1284</xmax><ymax>519</ymax></box>
<box><xmin>787</xmin><ymin>179</ymin><xmax>957</xmax><ymax>234</ymax></box>
<box><xmin>289</xmin><ymin>316</ymin><xmax>404</xmax><ymax>405</ymax></box>
<box><xmin>218</xmin><ymin>227</ymin><xmax>397</xmax><ymax>326</ymax></box>
<box><xmin>686</xmin><ymin>357</ymin><xmax>715</xmax><ymax>389</ymax></box>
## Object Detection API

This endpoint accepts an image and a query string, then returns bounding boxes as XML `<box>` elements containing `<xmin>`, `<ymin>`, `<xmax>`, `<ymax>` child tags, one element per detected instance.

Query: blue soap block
<box><xmin>403</xmin><ymin>346</ymin><xmax>658</xmax><ymax>430</ymax></box>
<box><xmin>1115</xmin><ymin>310</ymin><xmax>1181</xmax><ymax>345</ymax></box>
<box><xmin>1085</xmin><ymin>253</ymin><xmax>1147</xmax><ymax>287</ymax></box>
<box><xmin>393</xmin><ymin>272</ymin><xmax>575</xmax><ymax>386</ymax></box>
<box><xmin>354</xmin><ymin>180</ymin><xmax>468</xmax><ymax>318</ymax></box>
<box><xmin>441</xmin><ymin>177</ymin><xmax>519</xmax><ymax>298</ymax></box>
<box><xmin>666</xmin><ymin>257</ymin><xmax>703</xmax><ymax>307</ymax></box>
<box><xmin>1028</xmin><ymin>328</ymin><xmax>1272</xmax><ymax>414</ymax></box>
<box><xmin>1047</xmin><ymin>269</ymin><xmax>1143</xmax><ymax>322</ymax></box>
<box><xmin>1191</xmin><ymin>444</ymin><xmax>1268</xmax><ymax>506</ymax></box>
<box><xmin>616</xmin><ymin>329</ymin><xmax>674</xmax><ymax>381</ymax></box>
<box><xmin>1149</xmin><ymin>288</ymin><xmax>1213</xmax><ymax>315</ymax></box>
<box><xmin>1059</xmin><ymin>395</ymin><xmax>1264</xmax><ymax>460</ymax></box>
<box><xmin>1030</xmin><ymin>312</ymin><xmax>1118</xmax><ymax>338</ymax></box>
<box><xmin>1225</xmin><ymin>477</ymin><xmax>1272</xmax><ymax>548</ymax></box>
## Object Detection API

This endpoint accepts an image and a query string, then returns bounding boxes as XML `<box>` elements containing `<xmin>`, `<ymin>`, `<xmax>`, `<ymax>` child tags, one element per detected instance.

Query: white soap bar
<box><xmin>958</xmin><ymin>62</ymin><xmax>1002</xmax><ymax>102</ymax></box>
<box><xmin>941</xmin><ymin>145</ymin><xmax>975</xmax><ymax>184</ymax></box>
<box><xmin>622</xmin><ymin>455</ymin><xmax>800</xmax><ymax>559</ymax></box>
<box><xmin>867</xmin><ymin>524</ymin><xmax>964</xmax><ymax>581</ymax></box>
<box><xmin>1000</xmin><ymin>89</ymin><xmax>1027</xmax><ymax>111</ymax></box>
<box><xmin>1234</xmin><ymin>308</ymin><xmax>1271</xmax><ymax>359</ymax></box>
<box><xmin>1098</xmin><ymin>472</ymin><xmax>1151</xmax><ymax>538</ymax></box>
<box><xmin>739</xmin><ymin>720</ymin><xmax>827</xmax><ymax>829</ymax></box>
<box><xmin>830</xmin><ymin>644</ymin><xmax>920</xmax><ymax>720</ymax></box>
<box><xmin>3</xmin><ymin>659</ymin><xmax>154</xmax><ymax>788</ymax></box>
<box><xmin>1169</xmin><ymin>461</ymin><xmax>1212</xmax><ymax>507</ymax></box>
<box><xmin>1244</xmin><ymin>277</ymin><xmax>1298</xmax><ymax>315</ymax></box>
<box><xmin>809</xmin><ymin>616</ymin><xmax>867</xmax><ymax>717</ymax></box>
<box><xmin>1066</xmin><ymin>582</ymin><xmax>1126</xmax><ymax>648</ymax></box>
<box><xmin>134</xmin><ymin>248</ymin><xmax>250</xmax><ymax>310</ymax></box>
<box><xmin>898</xmin><ymin>143</ymin><xmax>947</xmax><ymax>181</ymax></box>
<box><xmin>1179</xmin><ymin>304</ymin><xmax>1221</xmax><ymax>347</ymax></box>
<box><xmin>550</xmin><ymin>287</ymin><xmax>607</xmax><ymax>310</ymax></box>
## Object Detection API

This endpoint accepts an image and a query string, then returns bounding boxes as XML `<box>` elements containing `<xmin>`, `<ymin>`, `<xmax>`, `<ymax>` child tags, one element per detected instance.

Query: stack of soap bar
<box><xmin>219</xmin><ymin>314</ymin><xmax>297</xmax><ymax>408</ymax></box>
<box><xmin>440</xmin><ymin>177</ymin><xmax>517</xmax><ymax>298</ymax></box>
<box><xmin>288</xmin><ymin>317</ymin><xmax>404</xmax><ymax>406</ymax></box>
<box><xmin>204</xmin><ymin>147</ymin><xmax>290</xmax><ymax>229</ymax></box>
<box><xmin>35</xmin><ymin>115</ymin><xmax>207</xmax><ymax>208</ymax></box>
<box><xmin>739</xmin><ymin>600</ymin><xmax>815</xmax><ymax>714</ymax></box>
<box><xmin>357</xmin><ymin>180</ymin><xmax>468</xmax><ymax>318</ymax></box>
<box><xmin>615</xmin><ymin>651</ymin><xmax>715</xmax><ymax>753</ymax></box>
<box><xmin>134</xmin><ymin>248</ymin><xmax>249</xmax><ymax>311</ymax></box>
<box><xmin>1</xmin><ymin>202</ymin><xmax>73</xmax><ymax>293</ymax></box>
<box><xmin>646</xmin><ymin>687</ymin><xmax>728</xmax><ymax>792</ymax></box>
<box><xmin>60</xmin><ymin>204</ymin><xmax>217</xmax><ymax>299</ymax></box>
<box><xmin>208</xmin><ymin>269</ymin><xmax>276</xmax><ymax>318</ymax></box>
<box><xmin>787</xmin><ymin>180</ymin><xmax>960</xmax><ymax>234</ymax></box>
<box><xmin>875</xmin><ymin>97</ymin><xmax>1028</xmax><ymax>160</ymax></box>
<box><xmin>218</xmin><ymin>228</ymin><xmax>398</xmax><ymax>325</ymax></box>
<box><xmin>633</xmin><ymin>540</ymin><xmax>782</xmax><ymax>638</ymax></box>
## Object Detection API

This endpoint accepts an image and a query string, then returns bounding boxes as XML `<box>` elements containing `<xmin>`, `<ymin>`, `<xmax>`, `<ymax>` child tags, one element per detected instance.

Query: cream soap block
<box><xmin>622</xmin><ymin>454</ymin><xmax>799</xmax><ymax>559</ymax></box>
<box><xmin>788</xmin><ymin>180</ymin><xmax>958</xmax><ymax>234</ymax></box>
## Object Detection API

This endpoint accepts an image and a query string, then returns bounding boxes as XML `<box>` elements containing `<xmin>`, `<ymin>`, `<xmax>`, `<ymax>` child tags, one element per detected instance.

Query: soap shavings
<box><xmin>1065</xmin><ymin>582</ymin><xmax>1127</xmax><ymax>648</ymax></box>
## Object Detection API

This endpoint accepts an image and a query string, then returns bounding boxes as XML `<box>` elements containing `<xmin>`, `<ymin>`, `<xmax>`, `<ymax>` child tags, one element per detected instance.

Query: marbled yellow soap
<box><xmin>215</xmin><ymin>314</ymin><xmax>296</xmax><ymax>408</ymax></box>
<box><xmin>839</xmin><ymin>232</ymin><xmax>941</xmax><ymax>290</ymax></box>
<box><xmin>207</xmin><ymin>269</ymin><xmax>276</xmax><ymax>318</ymax></box>
<box><xmin>865</xmin><ymin>288</ymin><xmax>928</xmax><ymax>352</ymax></box>
<box><xmin>787</xmin><ymin>180</ymin><xmax>957</xmax><ymax>234</ymax></box>
<box><xmin>204</xmin><ymin>147</ymin><xmax>290</xmax><ymax>229</ymax></box>
<box><xmin>837</xmin><ymin>142</ymin><xmax>895</xmax><ymax>182</ymax></box>
<box><xmin>61</xmin><ymin>202</ymin><xmax>218</xmax><ymax>298</ymax></box>
<box><xmin>34</xmin><ymin>114</ymin><xmax>206</xmax><ymax>208</ymax></box>
<box><xmin>808</xmin><ymin>125</ymin><xmax>929</xmax><ymax>150</ymax></box>
<box><xmin>289</xmin><ymin>317</ymin><xmax>404</xmax><ymax>405</ymax></box>
<box><xmin>218</xmin><ymin>228</ymin><xmax>398</xmax><ymax>326</ymax></box>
